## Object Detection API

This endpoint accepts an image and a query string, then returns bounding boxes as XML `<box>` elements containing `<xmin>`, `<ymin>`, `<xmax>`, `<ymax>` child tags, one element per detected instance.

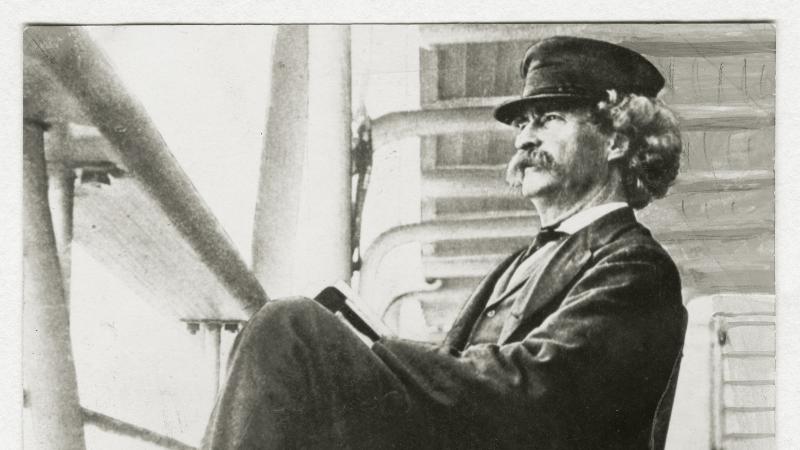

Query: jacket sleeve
<box><xmin>371</xmin><ymin>242</ymin><xmax>687</xmax><ymax>433</ymax></box>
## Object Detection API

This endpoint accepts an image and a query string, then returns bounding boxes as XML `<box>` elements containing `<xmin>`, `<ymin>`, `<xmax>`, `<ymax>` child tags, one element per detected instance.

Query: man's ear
<box><xmin>606</xmin><ymin>132</ymin><xmax>629</xmax><ymax>162</ymax></box>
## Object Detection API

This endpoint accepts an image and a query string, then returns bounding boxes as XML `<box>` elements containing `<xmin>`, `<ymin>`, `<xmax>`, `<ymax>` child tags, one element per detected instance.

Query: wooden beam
<box><xmin>372</xmin><ymin>103</ymin><xmax>774</xmax><ymax>148</ymax></box>
<box><xmin>669</xmin><ymin>170</ymin><xmax>774</xmax><ymax>193</ymax></box>
<box><xmin>74</xmin><ymin>176</ymin><xmax>253</xmax><ymax>321</ymax></box>
<box><xmin>23</xmin><ymin>56</ymin><xmax>93</xmax><ymax>125</ymax></box>
<box><xmin>426</xmin><ymin>223</ymin><xmax>773</xmax><ymax>258</ymax></box>
<box><xmin>24</xmin><ymin>26</ymin><xmax>267</xmax><ymax>317</ymax></box>
<box><xmin>684</xmin><ymin>269</ymin><xmax>774</xmax><ymax>296</ymax></box>
<box><xmin>426</xmin><ymin>182</ymin><xmax>773</xmax><ymax>233</ymax></box>
<box><xmin>419</xmin><ymin>24</ymin><xmax>775</xmax><ymax>57</ymax></box>
<box><xmin>421</xmin><ymin>168</ymin><xmax>774</xmax><ymax>199</ymax></box>
<box><xmin>420</xmin><ymin>252</ymin><xmax>773</xmax><ymax>294</ymax></box>
<box><xmin>422</xmin><ymin>248</ymin><xmax>774</xmax><ymax>285</ymax></box>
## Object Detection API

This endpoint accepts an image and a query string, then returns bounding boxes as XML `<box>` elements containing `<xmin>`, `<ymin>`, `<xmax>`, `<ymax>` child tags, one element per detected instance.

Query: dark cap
<box><xmin>493</xmin><ymin>36</ymin><xmax>665</xmax><ymax>124</ymax></box>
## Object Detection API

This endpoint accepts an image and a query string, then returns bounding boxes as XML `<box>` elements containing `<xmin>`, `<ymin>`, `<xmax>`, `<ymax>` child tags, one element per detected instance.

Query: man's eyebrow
<box><xmin>519</xmin><ymin>109</ymin><xmax>568</xmax><ymax>121</ymax></box>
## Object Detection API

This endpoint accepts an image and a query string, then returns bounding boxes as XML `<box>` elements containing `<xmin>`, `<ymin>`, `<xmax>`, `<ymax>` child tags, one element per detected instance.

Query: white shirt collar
<box><xmin>554</xmin><ymin>202</ymin><xmax>629</xmax><ymax>235</ymax></box>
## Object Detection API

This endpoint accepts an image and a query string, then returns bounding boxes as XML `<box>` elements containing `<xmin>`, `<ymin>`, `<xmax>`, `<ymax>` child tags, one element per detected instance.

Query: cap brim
<box><xmin>492</xmin><ymin>94</ymin><xmax>595</xmax><ymax>125</ymax></box>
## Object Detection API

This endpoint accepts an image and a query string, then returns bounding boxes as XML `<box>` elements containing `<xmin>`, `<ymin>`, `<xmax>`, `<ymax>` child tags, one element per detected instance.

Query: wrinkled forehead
<box><xmin>512</xmin><ymin>98</ymin><xmax>596</xmax><ymax>121</ymax></box>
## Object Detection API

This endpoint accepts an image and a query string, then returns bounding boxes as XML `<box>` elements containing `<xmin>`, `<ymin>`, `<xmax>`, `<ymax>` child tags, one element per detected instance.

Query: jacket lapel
<box><xmin>444</xmin><ymin>249</ymin><xmax>524</xmax><ymax>350</ymax></box>
<box><xmin>484</xmin><ymin>254</ymin><xmax>531</xmax><ymax>309</ymax></box>
<box><xmin>497</xmin><ymin>233</ymin><xmax>591</xmax><ymax>344</ymax></box>
<box><xmin>485</xmin><ymin>275</ymin><xmax>529</xmax><ymax>309</ymax></box>
<box><xmin>497</xmin><ymin>207</ymin><xmax>638</xmax><ymax>344</ymax></box>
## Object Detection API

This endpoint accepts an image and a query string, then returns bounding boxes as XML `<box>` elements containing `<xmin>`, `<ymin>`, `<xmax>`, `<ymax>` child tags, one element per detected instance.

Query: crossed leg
<box><xmin>201</xmin><ymin>297</ymin><xmax>423</xmax><ymax>450</ymax></box>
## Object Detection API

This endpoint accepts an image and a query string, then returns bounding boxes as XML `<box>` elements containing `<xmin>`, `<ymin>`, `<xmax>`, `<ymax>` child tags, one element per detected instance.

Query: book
<box><xmin>314</xmin><ymin>281</ymin><xmax>393</xmax><ymax>342</ymax></box>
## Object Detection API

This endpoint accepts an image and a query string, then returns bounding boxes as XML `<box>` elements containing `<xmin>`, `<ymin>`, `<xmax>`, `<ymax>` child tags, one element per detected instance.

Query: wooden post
<box><xmin>23</xmin><ymin>119</ymin><xmax>86</xmax><ymax>450</ymax></box>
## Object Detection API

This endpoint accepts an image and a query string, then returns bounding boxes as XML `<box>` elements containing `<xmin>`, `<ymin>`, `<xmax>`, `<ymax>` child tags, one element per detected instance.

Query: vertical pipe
<box><xmin>252</xmin><ymin>25</ymin><xmax>310</xmax><ymax>298</ymax></box>
<box><xmin>204</xmin><ymin>323</ymin><xmax>222</xmax><ymax>396</ymax></box>
<box><xmin>23</xmin><ymin>119</ymin><xmax>86</xmax><ymax>450</ymax></box>
<box><xmin>47</xmin><ymin>163</ymin><xmax>76</xmax><ymax>301</ymax></box>
<box><xmin>295</xmin><ymin>25</ymin><xmax>352</xmax><ymax>295</ymax></box>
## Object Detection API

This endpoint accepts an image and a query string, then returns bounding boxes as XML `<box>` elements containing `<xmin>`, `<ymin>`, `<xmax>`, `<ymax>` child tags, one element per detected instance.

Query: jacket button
<box><xmin>486</xmin><ymin>310</ymin><xmax>496</xmax><ymax>318</ymax></box>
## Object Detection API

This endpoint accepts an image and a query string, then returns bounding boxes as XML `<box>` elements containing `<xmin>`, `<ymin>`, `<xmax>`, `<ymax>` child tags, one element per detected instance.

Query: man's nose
<box><xmin>514</xmin><ymin>125</ymin><xmax>542</xmax><ymax>153</ymax></box>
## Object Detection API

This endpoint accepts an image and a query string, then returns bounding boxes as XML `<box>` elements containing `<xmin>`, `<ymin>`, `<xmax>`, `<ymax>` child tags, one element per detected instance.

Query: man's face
<box><xmin>505</xmin><ymin>102</ymin><xmax>612</xmax><ymax>202</ymax></box>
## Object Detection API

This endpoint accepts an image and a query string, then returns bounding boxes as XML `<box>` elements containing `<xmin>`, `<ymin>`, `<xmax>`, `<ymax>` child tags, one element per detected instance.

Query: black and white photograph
<box><xmin>11</xmin><ymin>13</ymin><xmax>797</xmax><ymax>450</ymax></box>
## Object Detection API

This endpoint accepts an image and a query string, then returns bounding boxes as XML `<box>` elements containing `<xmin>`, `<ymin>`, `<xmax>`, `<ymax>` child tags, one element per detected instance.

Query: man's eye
<box><xmin>512</xmin><ymin>118</ymin><xmax>529</xmax><ymax>129</ymax></box>
<box><xmin>541</xmin><ymin>113</ymin><xmax>563</xmax><ymax>124</ymax></box>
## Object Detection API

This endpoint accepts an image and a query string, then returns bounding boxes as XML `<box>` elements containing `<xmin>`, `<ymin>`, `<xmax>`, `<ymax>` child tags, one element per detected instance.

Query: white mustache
<box><xmin>505</xmin><ymin>150</ymin><xmax>555</xmax><ymax>188</ymax></box>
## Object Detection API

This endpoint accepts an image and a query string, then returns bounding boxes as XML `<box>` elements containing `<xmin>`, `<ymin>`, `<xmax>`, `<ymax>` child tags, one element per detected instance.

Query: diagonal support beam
<box><xmin>82</xmin><ymin>408</ymin><xmax>195</xmax><ymax>450</ymax></box>
<box><xmin>24</xmin><ymin>26</ymin><xmax>267</xmax><ymax>317</ymax></box>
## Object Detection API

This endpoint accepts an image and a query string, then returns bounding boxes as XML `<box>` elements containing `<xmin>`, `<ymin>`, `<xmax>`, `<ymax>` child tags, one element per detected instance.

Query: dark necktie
<box><xmin>495</xmin><ymin>224</ymin><xmax>567</xmax><ymax>295</ymax></box>
<box><xmin>522</xmin><ymin>225</ymin><xmax>567</xmax><ymax>259</ymax></box>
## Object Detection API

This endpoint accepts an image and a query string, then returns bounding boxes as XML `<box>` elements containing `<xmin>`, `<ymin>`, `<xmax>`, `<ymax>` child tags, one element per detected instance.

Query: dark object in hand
<box><xmin>314</xmin><ymin>286</ymin><xmax>382</xmax><ymax>342</ymax></box>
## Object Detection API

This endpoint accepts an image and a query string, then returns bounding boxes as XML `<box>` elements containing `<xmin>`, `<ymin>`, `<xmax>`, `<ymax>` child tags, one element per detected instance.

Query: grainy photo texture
<box><xmin>22</xmin><ymin>24</ymin><xmax>775</xmax><ymax>449</ymax></box>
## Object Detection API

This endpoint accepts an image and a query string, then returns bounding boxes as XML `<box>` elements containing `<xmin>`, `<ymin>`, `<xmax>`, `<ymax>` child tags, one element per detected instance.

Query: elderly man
<box><xmin>202</xmin><ymin>36</ymin><xmax>687</xmax><ymax>450</ymax></box>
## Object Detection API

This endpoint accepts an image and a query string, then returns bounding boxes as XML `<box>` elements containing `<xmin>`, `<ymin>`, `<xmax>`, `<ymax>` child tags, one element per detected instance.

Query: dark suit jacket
<box><xmin>373</xmin><ymin>207</ymin><xmax>687</xmax><ymax>449</ymax></box>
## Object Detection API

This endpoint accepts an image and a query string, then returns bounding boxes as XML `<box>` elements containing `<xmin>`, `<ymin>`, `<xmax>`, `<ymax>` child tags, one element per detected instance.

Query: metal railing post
<box><xmin>204</xmin><ymin>323</ymin><xmax>222</xmax><ymax>396</ymax></box>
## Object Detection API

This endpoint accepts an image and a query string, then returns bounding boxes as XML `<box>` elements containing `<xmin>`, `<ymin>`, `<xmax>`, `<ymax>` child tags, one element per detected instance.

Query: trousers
<box><xmin>200</xmin><ymin>297</ymin><xmax>431</xmax><ymax>450</ymax></box>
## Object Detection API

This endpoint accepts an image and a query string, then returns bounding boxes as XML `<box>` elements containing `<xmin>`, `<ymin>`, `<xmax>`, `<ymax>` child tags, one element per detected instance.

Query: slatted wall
<box><xmin>711</xmin><ymin>314</ymin><xmax>776</xmax><ymax>449</ymax></box>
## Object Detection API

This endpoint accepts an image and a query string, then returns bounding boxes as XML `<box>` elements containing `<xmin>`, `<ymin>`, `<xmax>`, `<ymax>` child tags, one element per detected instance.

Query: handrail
<box><xmin>24</xmin><ymin>26</ymin><xmax>267</xmax><ymax>317</ymax></box>
<box><xmin>359</xmin><ymin>215</ymin><xmax>537</xmax><ymax>313</ymax></box>
<box><xmin>82</xmin><ymin>408</ymin><xmax>196</xmax><ymax>450</ymax></box>
<box><xmin>359</xmin><ymin>217</ymin><xmax>773</xmax><ymax>313</ymax></box>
